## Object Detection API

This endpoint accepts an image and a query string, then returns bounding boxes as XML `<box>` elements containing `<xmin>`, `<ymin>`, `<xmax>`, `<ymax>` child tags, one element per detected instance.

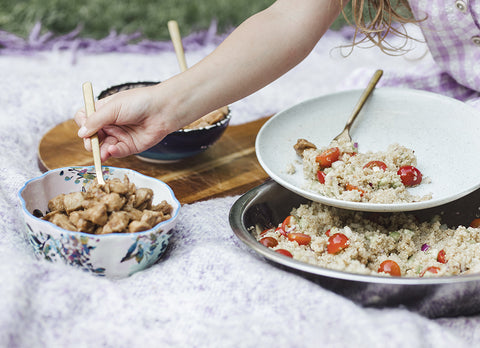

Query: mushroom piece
<box><xmin>293</xmin><ymin>138</ymin><xmax>317</xmax><ymax>157</ymax></box>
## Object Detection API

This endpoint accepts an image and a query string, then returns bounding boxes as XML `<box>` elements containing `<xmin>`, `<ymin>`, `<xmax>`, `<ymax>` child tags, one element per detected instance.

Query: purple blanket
<box><xmin>0</xmin><ymin>23</ymin><xmax>478</xmax><ymax>347</ymax></box>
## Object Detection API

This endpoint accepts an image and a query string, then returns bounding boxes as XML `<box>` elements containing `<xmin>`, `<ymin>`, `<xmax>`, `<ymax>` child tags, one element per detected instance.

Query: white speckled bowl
<box><xmin>18</xmin><ymin>166</ymin><xmax>181</xmax><ymax>278</ymax></box>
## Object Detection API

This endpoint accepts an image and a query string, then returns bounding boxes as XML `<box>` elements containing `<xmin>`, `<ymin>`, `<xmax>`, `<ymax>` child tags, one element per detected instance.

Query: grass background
<box><xmin>0</xmin><ymin>0</ymin><xmax>351</xmax><ymax>40</ymax></box>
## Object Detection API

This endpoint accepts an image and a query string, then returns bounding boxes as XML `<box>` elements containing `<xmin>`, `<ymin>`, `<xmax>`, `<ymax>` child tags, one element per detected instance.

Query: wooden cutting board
<box><xmin>38</xmin><ymin>117</ymin><xmax>271</xmax><ymax>204</ymax></box>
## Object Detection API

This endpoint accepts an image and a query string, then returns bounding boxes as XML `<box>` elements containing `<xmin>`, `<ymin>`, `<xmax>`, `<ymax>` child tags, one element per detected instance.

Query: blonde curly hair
<box><xmin>342</xmin><ymin>0</ymin><xmax>420</xmax><ymax>53</ymax></box>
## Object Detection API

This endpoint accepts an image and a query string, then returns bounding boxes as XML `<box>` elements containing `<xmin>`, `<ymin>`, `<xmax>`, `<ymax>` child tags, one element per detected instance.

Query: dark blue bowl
<box><xmin>98</xmin><ymin>81</ymin><xmax>231</xmax><ymax>163</ymax></box>
<box><xmin>136</xmin><ymin>112</ymin><xmax>231</xmax><ymax>163</ymax></box>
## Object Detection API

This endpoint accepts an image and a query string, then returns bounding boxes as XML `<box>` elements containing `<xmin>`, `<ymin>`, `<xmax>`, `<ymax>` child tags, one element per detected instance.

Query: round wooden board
<box><xmin>38</xmin><ymin>118</ymin><xmax>270</xmax><ymax>204</ymax></box>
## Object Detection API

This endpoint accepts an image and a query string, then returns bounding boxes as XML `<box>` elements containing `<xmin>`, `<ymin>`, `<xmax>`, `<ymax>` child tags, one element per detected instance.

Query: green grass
<box><xmin>0</xmin><ymin>0</ymin><xmax>350</xmax><ymax>40</ymax></box>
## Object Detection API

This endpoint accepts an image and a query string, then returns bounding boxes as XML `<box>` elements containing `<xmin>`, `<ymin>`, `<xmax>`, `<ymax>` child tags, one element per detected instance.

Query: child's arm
<box><xmin>76</xmin><ymin>0</ymin><xmax>345</xmax><ymax>160</ymax></box>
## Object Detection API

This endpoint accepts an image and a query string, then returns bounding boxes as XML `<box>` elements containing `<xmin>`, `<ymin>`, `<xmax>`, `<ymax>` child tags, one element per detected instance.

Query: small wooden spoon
<box><xmin>168</xmin><ymin>20</ymin><xmax>188</xmax><ymax>73</ymax></box>
<box><xmin>82</xmin><ymin>82</ymin><xmax>105</xmax><ymax>185</ymax></box>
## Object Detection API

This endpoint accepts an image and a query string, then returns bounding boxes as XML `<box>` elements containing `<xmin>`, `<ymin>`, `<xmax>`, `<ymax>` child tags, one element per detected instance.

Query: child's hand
<box><xmin>74</xmin><ymin>85</ymin><xmax>174</xmax><ymax>161</ymax></box>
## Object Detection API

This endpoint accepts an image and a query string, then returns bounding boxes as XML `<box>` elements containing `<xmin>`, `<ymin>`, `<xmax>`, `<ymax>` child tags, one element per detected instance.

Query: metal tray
<box><xmin>229</xmin><ymin>179</ymin><xmax>480</xmax><ymax>318</ymax></box>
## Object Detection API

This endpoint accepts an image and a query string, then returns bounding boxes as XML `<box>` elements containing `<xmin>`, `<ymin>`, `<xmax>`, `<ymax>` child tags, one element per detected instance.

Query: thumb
<box><xmin>77</xmin><ymin>97</ymin><xmax>117</xmax><ymax>138</ymax></box>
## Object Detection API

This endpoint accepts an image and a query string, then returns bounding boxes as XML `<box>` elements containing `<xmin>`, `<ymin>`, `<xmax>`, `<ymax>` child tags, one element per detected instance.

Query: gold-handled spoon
<box><xmin>333</xmin><ymin>69</ymin><xmax>383</xmax><ymax>143</ymax></box>
<box><xmin>82</xmin><ymin>82</ymin><xmax>105</xmax><ymax>185</ymax></box>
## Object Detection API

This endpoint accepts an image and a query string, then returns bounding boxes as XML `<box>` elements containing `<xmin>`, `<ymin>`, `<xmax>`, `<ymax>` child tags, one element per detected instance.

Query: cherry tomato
<box><xmin>287</xmin><ymin>232</ymin><xmax>311</xmax><ymax>245</ymax></box>
<box><xmin>363</xmin><ymin>160</ymin><xmax>387</xmax><ymax>171</ymax></box>
<box><xmin>281</xmin><ymin>215</ymin><xmax>297</xmax><ymax>234</ymax></box>
<box><xmin>378</xmin><ymin>260</ymin><xmax>401</xmax><ymax>277</ymax></box>
<box><xmin>470</xmin><ymin>218</ymin><xmax>480</xmax><ymax>228</ymax></box>
<box><xmin>259</xmin><ymin>237</ymin><xmax>278</xmax><ymax>248</ymax></box>
<box><xmin>327</xmin><ymin>233</ymin><xmax>349</xmax><ymax>254</ymax></box>
<box><xmin>397</xmin><ymin>165</ymin><xmax>422</xmax><ymax>186</ymax></box>
<box><xmin>345</xmin><ymin>183</ymin><xmax>365</xmax><ymax>197</ymax></box>
<box><xmin>275</xmin><ymin>249</ymin><xmax>293</xmax><ymax>258</ymax></box>
<box><xmin>260</xmin><ymin>228</ymin><xmax>274</xmax><ymax>236</ymax></box>
<box><xmin>316</xmin><ymin>147</ymin><xmax>340</xmax><ymax>168</ymax></box>
<box><xmin>420</xmin><ymin>266</ymin><xmax>440</xmax><ymax>277</ymax></box>
<box><xmin>317</xmin><ymin>170</ymin><xmax>326</xmax><ymax>184</ymax></box>
<box><xmin>325</xmin><ymin>229</ymin><xmax>331</xmax><ymax>237</ymax></box>
<box><xmin>437</xmin><ymin>249</ymin><xmax>447</xmax><ymax>264</ymax></box>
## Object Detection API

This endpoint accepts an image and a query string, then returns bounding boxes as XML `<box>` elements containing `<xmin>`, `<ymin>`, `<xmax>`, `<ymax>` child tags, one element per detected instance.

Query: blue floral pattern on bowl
<box><xmin>60</xmin><ymin>166</ymin><xmax>113</xmax><ymax>185</ymax></box>
<box><xmin>25</xmin><ymin>223</ymin><xmax>106</xmax><ymax>275</ymax></box>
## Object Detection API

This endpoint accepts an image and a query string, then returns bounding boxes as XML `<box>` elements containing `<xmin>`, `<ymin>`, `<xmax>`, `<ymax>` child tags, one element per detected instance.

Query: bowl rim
<box><xmin>18</xmin><ymin>165</ymin><xmax>181</xmax><ymax>239</ymax></box>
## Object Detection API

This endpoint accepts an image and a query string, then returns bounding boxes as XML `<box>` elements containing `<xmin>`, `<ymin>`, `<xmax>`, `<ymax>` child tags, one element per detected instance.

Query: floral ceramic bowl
<box><xmin>18</xmin><ymin>166</ymin><xmax>181</xmax><ymax>278</ymax></box>
<box><xmin>98</xmin><ymin>81</ymin><xmax>231</xmax><ymax>163</ymax></box>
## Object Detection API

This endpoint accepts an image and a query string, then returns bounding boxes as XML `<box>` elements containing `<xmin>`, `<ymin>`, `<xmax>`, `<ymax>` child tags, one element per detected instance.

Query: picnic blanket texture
<box><xmin>1</xmin><ymin>23</ymin><xmax>480</xmax><ymax>347</ymax></box>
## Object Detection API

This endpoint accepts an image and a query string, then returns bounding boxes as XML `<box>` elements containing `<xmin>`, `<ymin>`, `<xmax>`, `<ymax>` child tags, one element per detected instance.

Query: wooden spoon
<box><xmin>168</xmin><ymin>20</ymin><xmax>188</xmax><ymax>73</ymax></box>
<box><xmin>82</xmin><ymin>82</ymin><xmax>105</xmax><ymax>185</ymax></box>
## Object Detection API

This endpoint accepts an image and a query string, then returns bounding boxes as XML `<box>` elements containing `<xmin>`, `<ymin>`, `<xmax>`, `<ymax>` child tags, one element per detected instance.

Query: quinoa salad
<box><xmin>256</xmin><ymin>202</ymin><xmax>480</xmax><ymax>277</ymax></box>
<box><xmin>293</xmin><ymin>137</ymin><xmax>432</xmax><ymax>204</ymax></box>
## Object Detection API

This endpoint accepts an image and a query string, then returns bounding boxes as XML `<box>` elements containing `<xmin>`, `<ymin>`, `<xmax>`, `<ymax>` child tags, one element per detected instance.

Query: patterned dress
<box><xmin>409</xmin><ymin>0</ymin><xmax>480</xmax><ymax>102</ymax></box>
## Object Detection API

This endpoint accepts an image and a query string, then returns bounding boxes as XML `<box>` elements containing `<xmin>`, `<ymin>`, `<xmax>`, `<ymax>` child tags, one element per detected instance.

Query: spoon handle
<box><xmin>82</xmin><ymin>82</ymin><xmax>105</xmax><ymax>185</ymax></box>
<box><xmin>344</xmin><ymin>69</ymin><xmax>383</xmax><ymax>130</ymax></box>
<box><xmin>168</xmin><ymin>20</ymin><xmax>188</xmax><ymax>72</ymax></box>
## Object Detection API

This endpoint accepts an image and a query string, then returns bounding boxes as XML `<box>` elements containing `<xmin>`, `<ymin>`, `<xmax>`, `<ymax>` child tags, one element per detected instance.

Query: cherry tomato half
<box><xmin>420</xmin><ymin>266</ymin><xmax>440</xmax><ymax>277</ymax></box>
<box><xmin>363</xmin><ymin>160</ymin><xmax>387</xmax><ymax>171</ymax></box>
<box><xmin>275</xmin><ymin>249</ymin><xmax>293</xmax><ymax>258</ymax></box>
<box><xmin>437</xmin><ymin>249</ymin><xmax>447</xmax><ymax>264</ymax></box>
<box><xmin>281</xmin><ymin>215</ymin><xmax>297</xmax><ymax>234</ymax></box>
<box><xmin>260</xmin><ymin>228</ymin><xmax>274</xmax><ymax>236</ymax></box>
<box><xmin>470</xmin><ymin>218</ymin><xmax>480</xmax><ymax>228</ymax></box>
<box><xmin>259</xmin><ymin>237</ymin><xmax>278</xmax><ymax>248</ymax></box>
<box><xmin>316</xmin><ymin>147</ymin><xmax>340</xmax><ymax>168</ymax></box>
<box><xmin>327</xmin><ymin>233</ymin><xmax>349</xmax><ymax>254</ymax></box>
<box><xmin>287</xmin><ymin>232</ymin><xmax>311</xmax><ymax>245</ymax></box>
<box><xmin>317</xmin><ymin>170</ymin><xmax>326</xmax><ymax>184</ymax></box>
<box><xmin>397</xmin><ymin>165</ymin><xmax>422</xmax><ymax>186</ymax></box>
<box><xmin>378</xmin><ymin>260</ymin><xmax>401</xmax><ymax>277</ymax></box>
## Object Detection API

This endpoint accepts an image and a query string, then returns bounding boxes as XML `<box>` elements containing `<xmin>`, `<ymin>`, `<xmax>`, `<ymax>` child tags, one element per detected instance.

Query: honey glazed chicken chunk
<box><xmin>133</xmin><ymin>188</ymin><xmax>154</xmax><ymax>210</ymax></box>
<box><xmin>42</xmin><ymin>175</ymin><xmax>173</xmax><ymax>234</ymax></box>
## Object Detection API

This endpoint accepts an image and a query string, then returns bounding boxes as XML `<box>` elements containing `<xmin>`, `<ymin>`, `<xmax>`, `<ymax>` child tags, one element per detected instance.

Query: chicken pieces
<box><xmin>43</xmin><ymin>175</ymin><xmax>173</xmax><ymax>234</ymax></box>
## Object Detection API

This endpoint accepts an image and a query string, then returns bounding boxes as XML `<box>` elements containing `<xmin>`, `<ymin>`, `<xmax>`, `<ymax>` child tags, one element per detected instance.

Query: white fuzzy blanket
<box><xmin>1</xmin><ymin>25</ymin><xmax>479</xmax><ymax>347</ymax></box>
